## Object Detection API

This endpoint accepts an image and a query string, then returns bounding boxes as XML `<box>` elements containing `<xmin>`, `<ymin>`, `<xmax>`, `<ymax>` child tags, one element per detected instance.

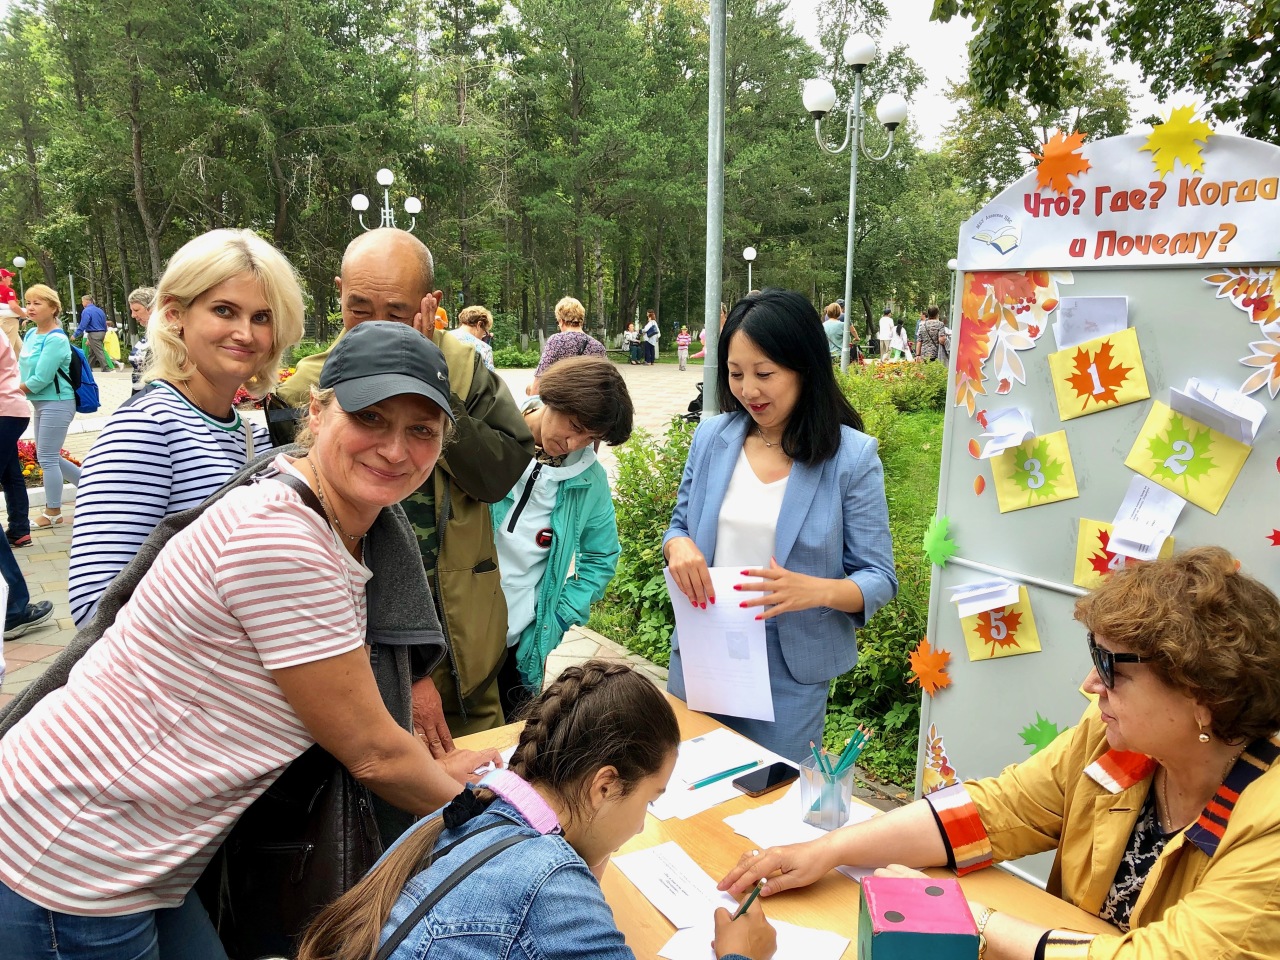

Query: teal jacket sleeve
<box><xmin>27</xmin><ymin>331</ymin><xmax>71</xmax><ymax>396</ymax></box>
<box><xmin>556</xmin><ymin>471</ymin><xmax>620</xmax><ymax>626</ymax></box>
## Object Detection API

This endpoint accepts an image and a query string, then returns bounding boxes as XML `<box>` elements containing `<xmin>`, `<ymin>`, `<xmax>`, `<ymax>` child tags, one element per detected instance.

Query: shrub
<box><xmin>842</xmin><ymin>360</ymin><xmax>948</xmax><ymax>413</ymax></box>
<box><xmin>593</xmin><ymin>418</ymin><xmax>693</xmax><ymax>664</ymax></box>
<box><xmin>287</xmin><ymin>338</ymin><xmax>327</xmax><ymax>366</ymax></box>
<box><xmin>488</xmin><ymin>312</ymin><xmax>521</xmax><ymax>351</ymax></box>
<box><xmin>492</xmin><ymin>346</ymin><xmax>541</xmax><ymax>368</ymax></box>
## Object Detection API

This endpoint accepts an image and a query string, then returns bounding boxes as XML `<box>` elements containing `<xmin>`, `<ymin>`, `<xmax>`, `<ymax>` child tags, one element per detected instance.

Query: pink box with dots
<box><xmin>856</xmin><ymin>876</ymin><xmax>980</xmax><ymax>960</ymax></box>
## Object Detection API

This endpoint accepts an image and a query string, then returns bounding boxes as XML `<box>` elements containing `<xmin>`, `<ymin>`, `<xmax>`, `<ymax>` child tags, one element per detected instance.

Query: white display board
<box><xmin>918</xmin><ymin>127</ymin><xmax>1280</xmax><ymax>885</ymax></box>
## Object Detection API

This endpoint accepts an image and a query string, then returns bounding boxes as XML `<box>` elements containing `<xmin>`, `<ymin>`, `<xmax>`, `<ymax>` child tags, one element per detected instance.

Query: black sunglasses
<box><xmin>1087</xmin><ymin>632</ymin><xmax>1152</xmax><ymax>689</ymax></box>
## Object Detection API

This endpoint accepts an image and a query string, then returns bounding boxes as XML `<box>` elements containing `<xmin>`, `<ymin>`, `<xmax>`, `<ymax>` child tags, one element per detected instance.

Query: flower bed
<box><xmin>18</xmin><ymin>439</ymin><xmax>81</xmax><ymax>488</ymax></box>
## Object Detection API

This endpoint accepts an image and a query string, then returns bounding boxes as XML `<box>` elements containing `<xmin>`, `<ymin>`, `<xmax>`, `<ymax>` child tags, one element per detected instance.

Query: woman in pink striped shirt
<box><xmin>0</xmin><ymin>322</ymin><xmax>498</xmax><ymax>959</ymax></box>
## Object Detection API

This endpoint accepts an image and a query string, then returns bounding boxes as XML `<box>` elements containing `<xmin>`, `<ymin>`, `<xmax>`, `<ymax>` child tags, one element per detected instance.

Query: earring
<box><xmin>1197</xmin><ymin>721</ymin><xmax>1211</xmax><ymax>744</ymax></box>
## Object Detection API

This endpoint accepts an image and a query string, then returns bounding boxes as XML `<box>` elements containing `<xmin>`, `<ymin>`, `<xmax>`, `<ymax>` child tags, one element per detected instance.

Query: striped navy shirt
<box><xmin>68</xmin><ymin>381</ymin><xmax>270</xmax><ymax>627</ymax></box>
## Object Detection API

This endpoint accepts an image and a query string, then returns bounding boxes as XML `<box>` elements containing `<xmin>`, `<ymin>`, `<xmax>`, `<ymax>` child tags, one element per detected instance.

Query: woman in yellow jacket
<box><xmin>722</xmin><ymin>547</ymin><xmax>1280</xmax><ymax>960</ymax></box>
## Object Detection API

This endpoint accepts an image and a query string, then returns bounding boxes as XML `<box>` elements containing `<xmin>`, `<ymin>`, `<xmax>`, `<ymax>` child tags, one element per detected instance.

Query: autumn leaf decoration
<box><xmin>1089</xmin><ymin>528</ymin><xmax>1125</xmax><ymax>576</ymax></box>
<box><xmin>1020</xmin><ymin>713</ymin><xmax>1066</xmax><ymax>755</ymax></box>
<box><xmin>1032</xmin><ymin>131</ymin><xmax>1091</xmax><ymax>196</ymax></box>
<box><xmin>1239</xmin><ymin>324</ymin><xmax>1280</xmax><ymax>399</ymax></box>
<box><xmin>1066</xmin><ymin>340</ymin><xmax>1133</xmax><ymax>410</ymax></box>
<box><xmin>909</xmin><ymin>638</ymin><xmax>952</xmax><ymax>697</ymax></box>
<box><xmin>1011</xmin><ymin>437</ymin><xmax>1065</xmax><ymax>501</ymax></box>
<box><xmin>975</xmin><ymin>607</ymin><xmax>1023</xmax><ymax>655</ymax></box>
<box><xmin>922</xmin><ymin>515</ymin><xmax>958</xmax><ymax>567</ymax></box>
<box><xmin>1141</xmin><ymin>105</ymin><xmax>1213</xmax><ymax>178</ymax></box>
<box><xmin>1148</xmin><ymin>414</ymin><xmax>1216</xmax><ymax>489</ymax></box>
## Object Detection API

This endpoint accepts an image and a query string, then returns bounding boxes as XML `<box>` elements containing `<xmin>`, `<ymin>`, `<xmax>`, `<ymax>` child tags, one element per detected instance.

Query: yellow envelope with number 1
<box><xmin>1124</xmin><ymin>402</ymin><xmax>1250</xmax><ymax>514</ymax></box>
<box><xmin>1049</xmin><ymin>327</ymin><xmax>1150</xmax><ymax>421</ymax></box>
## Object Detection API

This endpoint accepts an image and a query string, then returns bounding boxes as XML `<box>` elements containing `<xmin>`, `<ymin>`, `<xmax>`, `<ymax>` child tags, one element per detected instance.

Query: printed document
<box><xmin>612</xmin><ymin>841</ymin><xmax>739</xmax><ymax>930</ymax></box>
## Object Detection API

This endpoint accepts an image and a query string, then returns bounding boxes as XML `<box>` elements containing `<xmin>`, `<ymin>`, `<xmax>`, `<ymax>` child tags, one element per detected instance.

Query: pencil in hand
<box><xmin>731</xmin><ymin>878</ymin><xmax>766</xmax><ymax>920</ymax></box>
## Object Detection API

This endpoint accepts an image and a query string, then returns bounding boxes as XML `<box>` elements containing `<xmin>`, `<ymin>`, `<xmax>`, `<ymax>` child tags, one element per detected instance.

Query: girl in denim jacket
<box><xmin>299</xmin><ymin>661</ymin><xmax>775</xmax><ymax>960</ymax></box>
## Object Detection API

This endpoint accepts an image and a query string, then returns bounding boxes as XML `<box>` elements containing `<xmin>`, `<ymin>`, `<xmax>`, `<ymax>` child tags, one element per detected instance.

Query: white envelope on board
<box><xmin>949</xmin><ymin>578</ymin><xmax>1020</xmax><ymax>618</ymax></box>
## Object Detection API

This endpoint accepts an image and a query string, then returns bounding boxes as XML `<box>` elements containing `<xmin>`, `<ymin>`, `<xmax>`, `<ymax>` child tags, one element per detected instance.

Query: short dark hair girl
<box><xmin>538</xmin><ymin>356</ymin><xmax>634</xmax><ymax>446</ymax></box>
<box><xmin>717</xmin><ymin>289</ymin><xmax>864</xmax><ymax>464</ymax></box>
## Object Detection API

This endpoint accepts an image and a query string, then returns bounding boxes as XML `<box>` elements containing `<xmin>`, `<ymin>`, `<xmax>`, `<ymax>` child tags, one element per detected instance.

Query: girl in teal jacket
<box><xmin>492</xmin><ymin>357</ymin><xmax>633</xmax><ymax>713</ymax></box>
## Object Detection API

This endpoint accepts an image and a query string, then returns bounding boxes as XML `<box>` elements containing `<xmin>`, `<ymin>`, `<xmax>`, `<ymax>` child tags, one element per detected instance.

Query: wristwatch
<box><xmin>975</xmin><ymin>906</ymin><xmax>997</xmax><ymax>959</ymax></box>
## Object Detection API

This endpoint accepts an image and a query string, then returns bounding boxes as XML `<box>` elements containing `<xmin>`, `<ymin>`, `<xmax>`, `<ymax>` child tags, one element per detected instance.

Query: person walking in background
<box><xmin>528</xmin><ymin>296</ymin><xmax>606</xmax><ymax>394</ymax></box>
<box><xmin>1</xmin><ymin>531</ymin><xmax>53</xmax><ymax>640</ymax></box>
<box><xmin>676</xmin><ymin>325</ymin><xmax>692</xmax><ymax>370</ymax></box>
<box><xmin>74</xmin><ymin>294</ymin><xmax>109</xmax><ymax>371</ymax></box>
<box><xmin>68</xmin><ymin>229</ymin><xmax>298</xmax><ymax>628</ymax></box>
<box><xmin>642</xmin><ymin>309</ymin><xmax>660</xmax><ymax>365</ymax></box>
<box><xmin>0</xmin><ymin>328</ymin><xmax>31</xmax><ymax>549</ymax></box>
<box><xmin>889</xmin><ymin>320</ymin><xmax>913</xmax><ymax>361</ymax></box>
<box><xmin>822</xmin><ymin>303</ymin><xmax>844</xmax><ymax>361</ymax></box>
<box><xmin>127</xmin><ymin>286</ymin><xmax>156</xmax><ymax>394</ymax></box>
<box><xmin>663</xmin><ymin>290</ymin><xmax>897</xmax><ymax>761</ymax></box>
<box><xmin>877</xmin><ymin>307</ymin><xmax>894</xmax><ymax>361</ymax></box>
<box><xmin>18</xmin><ymin>284</ymin><xmax>80</xmax><ymax>529</ymax></box>
<box><xmin>623</xmin><ymin>321</ymin><xmax>641</xmax><ymax>364</ymax></box>
<box><xmin>450</xmin><ymin>305</ymin><xmax>496</xmax><ymax>371</ymax></box>
<box><xmin>0</xmin><ymin>269</ymin><xmax>25</xmax><ymax>358</ymax></box>
<box><xmin>917</xmin><ymin>305</ymin><xmax>948</xmax><ymax>362</ymax></box>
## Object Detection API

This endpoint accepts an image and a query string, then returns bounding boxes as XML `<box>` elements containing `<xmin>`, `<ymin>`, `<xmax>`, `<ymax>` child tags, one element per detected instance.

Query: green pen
<box><xmin>687</xmin><ymin>759</ymin><xmax>762</xmax><ymax>790</ymax></box>
<box><xmin>732</xmin><ymin>879</ymin><xmax>766</xmax><ymax>920</ymax></box>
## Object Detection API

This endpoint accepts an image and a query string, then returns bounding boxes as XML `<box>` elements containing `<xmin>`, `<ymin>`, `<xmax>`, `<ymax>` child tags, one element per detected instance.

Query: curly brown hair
<box><xmin>1074</xmin><ymin>546</ymin><xmax>1280</xmax><ymax>742</ymax></box>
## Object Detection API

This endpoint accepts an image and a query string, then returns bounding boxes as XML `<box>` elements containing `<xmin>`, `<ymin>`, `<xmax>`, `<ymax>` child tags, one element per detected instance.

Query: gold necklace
<box><xmin>755</xmin><ymin>425</ymin><xmax>783</xmax><ymax>449</ymax></box>
<box><xmin>307</xmin><ymin>458</ymin><xmax>362</xmax><ymax>544</ymax></box>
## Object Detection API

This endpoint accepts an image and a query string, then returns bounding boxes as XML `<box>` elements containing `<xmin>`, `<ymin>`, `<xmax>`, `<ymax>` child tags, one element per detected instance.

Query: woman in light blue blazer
<box><xmin>663</xmin><ymin>290</ymin><xmax>897</xmax><ymax>761</ymax></box>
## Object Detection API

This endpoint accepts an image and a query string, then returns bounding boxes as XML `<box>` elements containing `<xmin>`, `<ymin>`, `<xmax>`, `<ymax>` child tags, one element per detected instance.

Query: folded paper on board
<box><xmin>1052</xmin><ymin>296</ymin><xmax>1128</xmax><ymax>350</ymax></box>
<box><xmin>1049</xmin><ymin>327</ymin><xmax>1150</xmax><ymax>420</ymax></box>
<box><xmin>959</xmin><ymin>586</ymin><xmax>1042</xmax><ymax>662</ymax></box>
<box><xmin>1124</xmin><ymin>401</ymin><xmax>1251</xmax><ymax>514</ymax></box>
<box><xmin>990</xmin><ymin>430</ymin><xmax>1079</xmax><ymax>513</ymax></box>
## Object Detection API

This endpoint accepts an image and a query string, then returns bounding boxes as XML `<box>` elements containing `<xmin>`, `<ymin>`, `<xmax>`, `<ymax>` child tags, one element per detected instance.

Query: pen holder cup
<box><xmin>800</xmin><ymin>755</ymin><xmax>854</xmax><ymax>831</ymax></box>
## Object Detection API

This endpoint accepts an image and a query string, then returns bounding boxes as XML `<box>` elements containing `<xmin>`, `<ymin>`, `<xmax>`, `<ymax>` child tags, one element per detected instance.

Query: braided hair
<box><xmin>297</xmin><ymin>661</ymin><xmax>679</xmax><ymax>960</ymax></box>
<box><xmin>509</xmin><ymin>659</ymin><xmax>679</xmax><ymax>817</ymax></box>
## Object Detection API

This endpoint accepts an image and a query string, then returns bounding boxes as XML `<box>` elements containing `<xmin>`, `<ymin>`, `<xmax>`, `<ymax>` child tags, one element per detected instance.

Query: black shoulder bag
<box><xmin>200</xmin><ymin>470</ymin><xmax>385</xmax><ymax>960</ymax></box>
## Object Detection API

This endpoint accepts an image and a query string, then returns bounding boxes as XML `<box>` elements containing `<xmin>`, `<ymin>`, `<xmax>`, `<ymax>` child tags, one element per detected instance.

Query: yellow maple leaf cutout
<box><xmin>1142</xmin><ymin>105</ymin><xmax>1214</xmax><ymax>178</ymax></box>
<box><xmin>1032</xmin><ymin>130</ymin><xmax>1091</xmax><ymax>196</ymax></box>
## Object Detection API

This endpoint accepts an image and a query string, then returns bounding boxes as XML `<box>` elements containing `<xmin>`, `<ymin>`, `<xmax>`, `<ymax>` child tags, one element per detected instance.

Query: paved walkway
<box><xmin>0</xmin><ymin>361</ymin><xmax>705</xmax><ymax>707</ymax></box>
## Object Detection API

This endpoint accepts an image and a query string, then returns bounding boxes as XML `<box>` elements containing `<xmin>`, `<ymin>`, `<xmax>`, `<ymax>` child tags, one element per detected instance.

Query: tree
<box><xmin>931</xmin><ymin>0</ymin><xmax>1280</xmax><ymax>144</ymax></box>
<box><xmin>942</xmin><ymin>51</ymin><xmax>1132</xmax><ymax>203</ymax></box>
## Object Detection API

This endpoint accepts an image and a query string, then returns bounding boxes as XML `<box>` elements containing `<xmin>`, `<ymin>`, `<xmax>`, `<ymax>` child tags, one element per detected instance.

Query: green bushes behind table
<box><xmin>595</xmin><ymin>361</ymin><xmax>946</xmax><ymax>787</ymax></box>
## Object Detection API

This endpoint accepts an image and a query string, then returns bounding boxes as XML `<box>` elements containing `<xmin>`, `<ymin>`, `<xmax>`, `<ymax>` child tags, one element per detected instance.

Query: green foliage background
<box><xmin>594</xmin><ymin>360</ymin><xmax>948</xmax><ymax>786</ymax></box>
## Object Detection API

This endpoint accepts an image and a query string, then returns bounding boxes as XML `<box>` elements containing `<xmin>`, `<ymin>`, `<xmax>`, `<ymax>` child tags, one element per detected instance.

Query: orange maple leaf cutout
<box><xmin>975</xmin><ymin>607</ymin><xmax>1023</xmax><ymax>653</ymax></box>
<box><xmin>1066</xmin><ymin>340</ymin><xmax>1132</xmax><ymax>409</ymax></box>
<box><xmin>1032</xmin><ymin>131</ymin><xmax>1092</xmax><ymax>196</ymax></box>
<box><xmin>908</xmin><ymin>638</ymin><xmax>952</xmax><ymax>697</ymax></box>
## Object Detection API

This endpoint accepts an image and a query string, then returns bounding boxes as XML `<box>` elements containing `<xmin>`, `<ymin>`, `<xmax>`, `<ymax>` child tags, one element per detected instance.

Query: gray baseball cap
<box><xmin>319</xmin><ymin>321</ymin><xmax>455</xmax><ymax>421</ymax></box>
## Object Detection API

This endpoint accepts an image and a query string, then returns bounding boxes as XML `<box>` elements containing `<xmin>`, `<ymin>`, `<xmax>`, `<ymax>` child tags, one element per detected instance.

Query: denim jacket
<box><xmin>378</xmin><ymin>799</ymin><xmax>750</xmax><ymax>960</ymax></box>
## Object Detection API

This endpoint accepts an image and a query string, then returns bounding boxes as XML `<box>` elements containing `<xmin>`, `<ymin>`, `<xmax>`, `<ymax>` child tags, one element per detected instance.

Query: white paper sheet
<box><xmin>977</xmin><ymin>407</ymin><xmax>1036</xmax><ymax>458</ymax></box>
<box><xmin>1170</xmin><ymin>377</ymin><xmax>1266</xmax><ymax>444</ymax></box>
<box><xmin>1052</xmin><ymin>296</ymin><xmax>1128</xmax><ymax>350</ymax></box>
<box><xmin>658</xmin><ymin>918</ymin><xmax>851</xmax><ymax>960</ymax></box>
<box><xmin>664</xmin><ymin>567</ymin><xmax>774</xmax><ymax>722</ymax></box>
<box><xmin>612</xmin><ymin>841</ymin><xmax>740</xmax><ymax>930</ymax></box>
<box><xmin>948</xmin><ymin>578</ymin><xmax>1021</xmax><ymax>618</ymax></box>
<box><xmin>649</xmin><ymin>728</ymin><xmax>793</xmax><ymax>821</ymax></box>
<box><xmin>1110</xmin><ymin>476</ymin><xmax>1187</xmax><ymax>561</ymax></box>
<box><xmin>723</xmin><ymin>781</ymin><xmax>876</xmax><ymax>885</ymax></box>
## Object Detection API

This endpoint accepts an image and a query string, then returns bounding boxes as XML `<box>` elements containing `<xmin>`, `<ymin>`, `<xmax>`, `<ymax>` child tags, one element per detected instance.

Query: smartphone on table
<box><xmin>732</xmin><ymin>761</ymin><xmax>799</xmax><ymax>798</ymax></box>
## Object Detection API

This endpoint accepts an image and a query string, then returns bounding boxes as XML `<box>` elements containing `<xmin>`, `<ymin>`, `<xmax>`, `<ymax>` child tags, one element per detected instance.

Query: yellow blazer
<box><xmin>927</xmin><ymin>705</ymin><xmax>1280</xmax><ymax>959</ymax></box>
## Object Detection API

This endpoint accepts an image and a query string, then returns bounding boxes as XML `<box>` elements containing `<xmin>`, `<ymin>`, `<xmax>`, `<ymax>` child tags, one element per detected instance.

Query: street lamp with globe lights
<box><xmin>803</xmin><ymin>32</ymin><xmax>908</xmax><ymax>372</ymax></box>
<box><xmin>350</xmin><ymin>167</ymin><xmax>422</xmax><ymax>232</ymax></box>
<box><xmin>742</xmin><ymin>246</ymin><xmax>757</xmax><ymax>291</ymax></box>
<box><xmin>11</xmin><ymin>256</ymin><xmax>26</xmax><ymax>299</ymax></box>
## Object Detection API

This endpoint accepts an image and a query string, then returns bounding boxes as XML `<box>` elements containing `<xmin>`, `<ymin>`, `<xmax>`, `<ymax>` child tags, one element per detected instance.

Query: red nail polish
<box><xmin>740</xmin><ymin>570</ymin><xmax>750</xmax><ymax>576</ymax></box>
<box><xmin>710</xmin><ymin>597</ymin><xmax>716</xmax><ymax>605</ymax></box>
<box><xmin>739</xmin><ymin>602</ymin><xmax>747</xmax><ymax>608</ymax></box>
<box><xmin>754</xmin><ymin>614</ymin><xmax>763</xmax><ymax>621</ymax></box>
<box><xmin>700</xmin><ymin>602</ymin><xmax>706</xmax><ymax>610</ymax></box>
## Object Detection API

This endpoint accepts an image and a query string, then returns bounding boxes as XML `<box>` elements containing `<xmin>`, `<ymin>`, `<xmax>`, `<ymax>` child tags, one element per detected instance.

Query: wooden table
<box><xmin>458</xmin><ymin>695</ymin><xmax>1116</xmax><ymax>957</ymax></box>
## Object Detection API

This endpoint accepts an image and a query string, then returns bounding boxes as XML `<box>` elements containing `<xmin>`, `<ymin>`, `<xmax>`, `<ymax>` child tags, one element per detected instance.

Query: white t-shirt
<box><xmin>0</xmin><ymin>455</ymin><xmax>370</xmax><ymax>915</ymax></box>
<box><xmin>878</xmin><ymin>315</ymin><xmax>894</xmax><ymax>342</ymax></box>
<box><xmin>713</xmin><ymin>448</ymin><xmax>789</xmax><ymax>569</ymax></box>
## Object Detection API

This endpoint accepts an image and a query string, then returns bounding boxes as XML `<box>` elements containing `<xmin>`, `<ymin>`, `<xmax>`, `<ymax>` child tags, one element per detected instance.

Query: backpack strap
<box><xmin>373</xmin><ymin>828</ymin><xmax>531</xmax><ymax>960</ymax></box>
<box><xmin>257</xmin><ymin>466</ymin><xmax>326</xmax><ymax>523</ymax></box>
